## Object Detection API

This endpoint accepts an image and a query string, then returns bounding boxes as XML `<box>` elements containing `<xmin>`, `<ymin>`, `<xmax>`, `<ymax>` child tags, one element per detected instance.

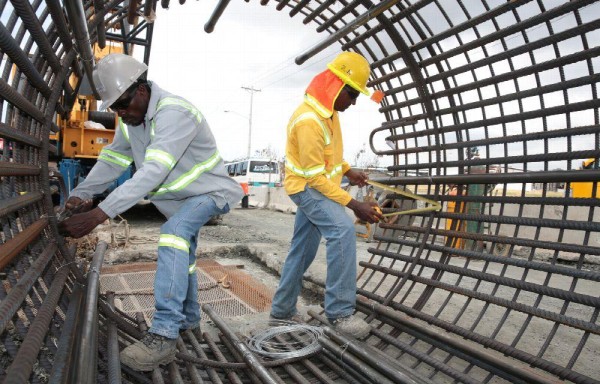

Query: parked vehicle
<box><xmin>225</xmin><ymin>158</ymin><xmax>281</xmax><ymax>208</ymax></box>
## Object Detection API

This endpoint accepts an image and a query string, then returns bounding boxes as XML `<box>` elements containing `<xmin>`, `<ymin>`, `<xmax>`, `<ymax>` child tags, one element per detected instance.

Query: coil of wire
<box><xmin>247</xmin><ymin>320</ymin><xmax>323</xmax><ymax>360</ymax></box>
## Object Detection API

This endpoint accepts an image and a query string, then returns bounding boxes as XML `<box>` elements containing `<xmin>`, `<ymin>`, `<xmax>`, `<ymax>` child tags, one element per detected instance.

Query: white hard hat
<box><xmin>93</xmin><ymin>54</ymin><xmax>148</xmax><ymax>110</ymax></box>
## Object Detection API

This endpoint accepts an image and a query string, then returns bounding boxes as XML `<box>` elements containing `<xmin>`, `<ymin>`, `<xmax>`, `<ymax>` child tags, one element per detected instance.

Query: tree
<box><xmin>352</xmin><ymin>143</ymin><xmax>380</xmax><ymax>169</ymax></box>
<box><xmin>253</xmin><ymin>144</ymin><xmax>280</xmax><ymax>160</ymax></box>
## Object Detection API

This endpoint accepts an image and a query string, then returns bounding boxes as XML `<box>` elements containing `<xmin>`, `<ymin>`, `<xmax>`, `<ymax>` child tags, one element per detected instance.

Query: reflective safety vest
<box><xmin>148</xmin><ymin>97</ymin><xmax>221</xmax><ymax>196</ymax></box>
<box><xmin>283</xmin><ymin>102</ymin><xmax>351</xmax><ymax>206</ymax></box>
<box><xmin>100</xmin><ymin>97</ymin><xmax>222</xmax><ymax>197</ymax></box>
<box><xmin>69</xmin><ymin>81</ymin><xmax>243</xmax><ymax>220</ymax></box>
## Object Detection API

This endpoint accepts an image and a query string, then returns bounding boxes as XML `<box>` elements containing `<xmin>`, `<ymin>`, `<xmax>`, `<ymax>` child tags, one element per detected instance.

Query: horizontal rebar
<box><xmin>355</xmin><ymin>298</ymin><xmax>563</xmax><ymax>384</ymax></box>
<box><xmin>0</xmin><ymin>191</ymin><xmax>43</xmax><ymax>218</ymax></box>
<box><xmin>357</xmin><ymin>289</ymin><xmax>596</xmax><ymax>384</ymax></box>
<box><xmin>360</xmin><ymin>260</ymin><xmax>600</xmax><ymax>333</ymax></box>
<box><xmin>0</xmin><ymin>218</ymin><xmax>48</xmax><ymax>271</ymax></box>
<box><xmin>371</xmin><ymin>169</ymin><xmax>600</xmax><ymax>186</ymax></box>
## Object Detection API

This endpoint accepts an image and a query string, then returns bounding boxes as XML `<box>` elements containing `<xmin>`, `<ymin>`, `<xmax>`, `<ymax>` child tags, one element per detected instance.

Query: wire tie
<box><xmin>339</xmin><ymin>341</ymin><xmax>349</xmax><ymax>361</ymax></box>
<box><xmin>56</xmin><ymin>261</ymin><xmax>77</xmax><ymax>271</ymax></box>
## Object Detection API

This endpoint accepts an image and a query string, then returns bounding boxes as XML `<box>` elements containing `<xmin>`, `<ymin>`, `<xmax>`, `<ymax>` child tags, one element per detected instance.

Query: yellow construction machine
<box><xmin>571</xmin><ymin>158</ymin><xmax>599</xmax><ymax>198</ymax></box>
<box><xmin>50</xmin><ymin>44</ymin><xmax>131</xmax><ymax>198</ymax></box>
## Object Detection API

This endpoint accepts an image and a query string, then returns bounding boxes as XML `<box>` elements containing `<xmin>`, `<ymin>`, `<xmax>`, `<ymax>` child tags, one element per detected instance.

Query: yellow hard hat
<box><xmin>327</xmin><ymin>51</ymin><xmax>371</xmax><ymax>96</ymax></box>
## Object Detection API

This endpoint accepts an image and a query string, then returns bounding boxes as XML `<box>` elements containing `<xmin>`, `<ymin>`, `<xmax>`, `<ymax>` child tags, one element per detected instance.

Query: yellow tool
<box><xmin>354</xmin><ymin>186</ymin><xmax>382</xmax><ymax>239</ymax></box>
<box><xmin>355</xmin><ymin>204</ymin><xmax>382</xmax><ymax>239</ymax></box>
<box><xmin>366</xmin><ymin>180</ymin><xmax>442</xmax><ymax>217</ymax></box>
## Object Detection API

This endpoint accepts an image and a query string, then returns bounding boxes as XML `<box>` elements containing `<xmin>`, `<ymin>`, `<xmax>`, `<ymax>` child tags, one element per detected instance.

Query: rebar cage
<box><xmin>0</xmin><ymin>0</ymin><xmax>599</xmax><ymax>383</ymax></box>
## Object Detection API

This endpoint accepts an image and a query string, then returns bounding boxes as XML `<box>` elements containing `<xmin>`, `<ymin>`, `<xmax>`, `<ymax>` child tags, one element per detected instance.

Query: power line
<box><xmin>255</xmin><ymin>51</ymin><xmax>338</xmax><ymax>90</ymax></box>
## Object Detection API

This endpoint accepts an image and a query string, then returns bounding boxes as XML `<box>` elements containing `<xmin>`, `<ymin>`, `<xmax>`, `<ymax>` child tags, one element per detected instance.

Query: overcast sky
<box><xmin>136</xmin><ymin>1</ymin><xmax>384</xmax><ymax>163</ymax></box>
<box><xmin>128</xmin><ymin>1</ymin><xmax>600</xmax><ymax>173</ymax></box>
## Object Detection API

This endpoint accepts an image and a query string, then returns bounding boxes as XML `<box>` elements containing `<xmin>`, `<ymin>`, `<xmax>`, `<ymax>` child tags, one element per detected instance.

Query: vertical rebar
<box><xmin>106</xmin><ymin>292</ymin><xmax>122</xmax><ymax>384</ymax></box>
<box><xmin>76</xmin><ymin>241</ymin><xmax>107</xmax><ymax>383</ymax></box>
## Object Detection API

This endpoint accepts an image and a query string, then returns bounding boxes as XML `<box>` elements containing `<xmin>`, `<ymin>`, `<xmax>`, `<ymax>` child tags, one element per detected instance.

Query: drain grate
<box><xmin>100</xmin><ymin>260</ymin><xmax>274</xmax><ymax>325</ymax></box>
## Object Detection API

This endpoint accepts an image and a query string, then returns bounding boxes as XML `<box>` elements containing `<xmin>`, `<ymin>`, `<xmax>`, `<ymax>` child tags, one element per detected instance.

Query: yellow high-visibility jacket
<box><xmin>284</xmin><ymin>69</ymin><xmax>352</xmax><ymax>206</ymax></box>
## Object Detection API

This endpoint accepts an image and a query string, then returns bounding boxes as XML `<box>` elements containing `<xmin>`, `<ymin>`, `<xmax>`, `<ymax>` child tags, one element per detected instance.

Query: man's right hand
<box><xmin>58</xmin><ymin>197</ymin><xmax>93</xmax><ymax>222</ymax></box>
<box><xmin>347</xmin><ymin>199</ymin><xmax>383</xmax><ymax>223</ymax></box>
<box><xmin>58</xmin><ymin>207</ymin><xmax>109</xmax><ymax>238</ymax></box>
<box><xmin>64</xmin><ymin>196</ymin><xmax>93</xmax><ymax>213</ymax></box>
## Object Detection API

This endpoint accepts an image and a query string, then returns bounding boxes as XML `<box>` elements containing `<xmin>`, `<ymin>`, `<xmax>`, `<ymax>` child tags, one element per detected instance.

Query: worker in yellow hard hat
<box><xmin>270</xmin><ymin>51</ymin><xmax>382</xmax><ymax>338</ymax></box>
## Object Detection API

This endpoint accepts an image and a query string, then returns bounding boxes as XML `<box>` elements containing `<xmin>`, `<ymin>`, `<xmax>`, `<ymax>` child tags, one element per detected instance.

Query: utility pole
<box><xmin>241</xmin><ymin>86</ymin><xmax>261</xmax><ymax>158</ymax></box>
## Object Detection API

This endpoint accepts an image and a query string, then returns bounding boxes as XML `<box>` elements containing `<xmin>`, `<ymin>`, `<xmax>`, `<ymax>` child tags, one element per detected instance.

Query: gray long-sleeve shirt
<box><xmin>70</xmin><ymin>82</ymin><xmax>243</xmax><ymax>219</ymax></box>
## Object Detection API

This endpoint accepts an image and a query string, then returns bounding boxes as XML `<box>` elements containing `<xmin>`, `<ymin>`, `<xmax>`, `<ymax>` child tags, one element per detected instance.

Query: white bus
<box><xmin>225</xmin><ymin>158</ymin><xmax>281</xmax><ymax>208</ymax></box>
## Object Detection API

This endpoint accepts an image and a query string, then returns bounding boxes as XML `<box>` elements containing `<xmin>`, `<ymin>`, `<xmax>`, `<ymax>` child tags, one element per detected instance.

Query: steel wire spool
<box><xmin>247</xmin><ymin>321</ymin><xmax>324</xmax><ymax>360</ymax></box>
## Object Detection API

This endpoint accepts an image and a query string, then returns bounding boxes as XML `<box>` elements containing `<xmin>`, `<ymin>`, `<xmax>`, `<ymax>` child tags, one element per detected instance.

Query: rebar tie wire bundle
<box><xmin>247</xmin><ymin>320</ymin><xmax>324</xmax><ymax>360</ymax></box>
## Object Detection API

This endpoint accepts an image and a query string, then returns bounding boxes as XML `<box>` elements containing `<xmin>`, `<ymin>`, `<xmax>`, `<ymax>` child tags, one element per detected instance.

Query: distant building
<box><xmin>532</xmin><ymin>182</ymin><xmax>562</xmax><ymax>192</ymax></box>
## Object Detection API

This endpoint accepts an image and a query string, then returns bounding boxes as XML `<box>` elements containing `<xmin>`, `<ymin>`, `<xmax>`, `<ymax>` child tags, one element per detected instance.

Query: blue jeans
<box><xmin>270</xmin><ymin>186</ymin><xmax>357</xmax><ymax>321</ymax></box>
<box><xmin>150</xmin><ymin>195</ymin><xmax>229</xmax><ymax>339</ymax></box>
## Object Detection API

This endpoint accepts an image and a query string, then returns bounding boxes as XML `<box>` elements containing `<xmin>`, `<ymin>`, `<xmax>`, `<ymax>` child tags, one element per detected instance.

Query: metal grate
<box><xmin>100</xmin><ymin>260</ymin><xmax>274</xmax><ymax>325</ymax></box>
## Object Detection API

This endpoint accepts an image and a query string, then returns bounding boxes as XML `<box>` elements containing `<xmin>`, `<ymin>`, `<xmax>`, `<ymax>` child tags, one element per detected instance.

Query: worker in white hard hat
<box><xmin>269</xmin><ymin>51</ymin><xmax>383</xmax><ymax>338</ymax></box>
<box><xmin>59</xmin><ymin>53</ymin><xmax>243</xmax><ymax>371</ymax></box>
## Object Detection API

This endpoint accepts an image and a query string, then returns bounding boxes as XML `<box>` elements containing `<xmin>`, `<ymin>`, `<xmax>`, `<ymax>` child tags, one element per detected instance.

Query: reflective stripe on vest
<box><xmin>188</xmin><ymin>263</ymin><xmax>196</xmax><ymax>274</ymax></box>
<box><xmin>304</xmin><ymin>93</ymin><xmax>333</xmax><ymax>119</ymax></box>
<box><xmin>286</xmin><ymin>159</ymin><xmax>344</xmax><ymax>180</ymax></box>
<box><xmin>158</xmin><ymin>234</ymin><xmax>190</xmax><ymax>252</ymax></box>
<box><xmin>328</xmin><ymin>163</ymin><xmax>343</xmax><ymax>178</ymax></box>
<box><xmin>149</xmin><ymin>150</ymin><xmax>222</xmax><ymax>196</ymax></box>
<box><xmin>146</xmin><ymin>97</ymin><xmax>219</xmax><ymax>195</ymax></box>
<box><xmin>145</xmin><ymin>148</ymin><xmax>176</xmax><ymax>170</ymax></box>
<box><xmin>99</xmin><ymin>148</ymin><xmax>133</xmax><ymax>168</ymax></box>
<box><xmin>285</xmin><ymin>159</ymin><xmax>325</xmax><ymax>178</ymax></box>
<box><xmin>288</xmin><ymin>111</ymin><xmax>330</xmax><ymax>145</ymax></box>
<box><xmin>151</xmin><ymin>97</ymin><xmax>204</xmax><ymax>135</ymax></box>
<box><xmin>119</xmin><ymin>118</ymin><xmax>130</xmax><ymax>143</ymax></box>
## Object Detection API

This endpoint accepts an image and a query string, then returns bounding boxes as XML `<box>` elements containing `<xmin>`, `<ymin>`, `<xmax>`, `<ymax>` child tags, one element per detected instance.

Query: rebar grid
<box><xmin>0</xmin><ymin>0</ymin><xmax>599</xmax><ymax>383</ymax></box>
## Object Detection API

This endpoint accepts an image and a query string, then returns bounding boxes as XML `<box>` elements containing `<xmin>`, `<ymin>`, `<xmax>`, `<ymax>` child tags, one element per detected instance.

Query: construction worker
<box><xmin>58</xmin><ymin>54</ymin><xmax>243</xmax><ymax>371</ymax></box>
<box><xmin>270</xmin><ymin>51</ymin><xmax>383</xmax><ymax>338</ymax></box>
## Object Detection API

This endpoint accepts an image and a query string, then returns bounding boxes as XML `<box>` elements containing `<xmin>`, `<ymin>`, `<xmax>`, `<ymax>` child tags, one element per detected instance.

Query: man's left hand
<box><xmin>345</xmin><ymin>169</ymin><xmax>369</xmax><ymax>187</ymax></box>
<box><xmin>58</xmin><ymin>207</ymin><xmax>109</xmax><ymax>238</ymax></box>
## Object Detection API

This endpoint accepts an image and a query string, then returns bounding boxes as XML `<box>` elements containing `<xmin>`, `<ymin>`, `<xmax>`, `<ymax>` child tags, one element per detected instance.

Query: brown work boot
<box><xmin>331</xmin><ymin>314</ymin><xmax>371</xmax><ymax>339</ymax></box>
<box><xmin>120</xmin><ymin>333</ymin><xmax>177</xmax><ymax>371</ymax></box>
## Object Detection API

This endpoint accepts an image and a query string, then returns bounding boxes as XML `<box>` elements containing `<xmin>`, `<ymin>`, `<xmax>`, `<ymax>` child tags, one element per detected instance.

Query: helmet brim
<box><xmin>327</xmin><ymin>64</ymin><xmax>370</xmax><ymax>96</ymax></box>
<box><xmin>98</xmin><ymin>99</ymin><xmax>115</xmax><ymax>111</ymax></box>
